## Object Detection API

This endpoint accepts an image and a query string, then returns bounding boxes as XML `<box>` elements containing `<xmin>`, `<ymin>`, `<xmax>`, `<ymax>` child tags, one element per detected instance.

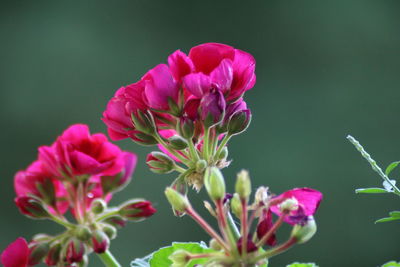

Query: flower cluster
<box><xmin>2</xmin><ymin>124</ymin><xmax>156</xmax><ymax>267</ymax></box>
<box><xmin>102</xmin><ymin>43</ymin><xmax>255</xmax><ymax>191</ymax></box>
<box><xmin>165</xmin><ymin>168</ymin><xmax>323</xmax><ymax>266</ymax></box>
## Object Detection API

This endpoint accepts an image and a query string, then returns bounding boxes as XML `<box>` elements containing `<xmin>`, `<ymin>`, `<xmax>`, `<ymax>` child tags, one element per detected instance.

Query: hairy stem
<box><xmin>97</xmin><ymin>250</ymin><xmax>121</xmax><ymax>267</ymax></box>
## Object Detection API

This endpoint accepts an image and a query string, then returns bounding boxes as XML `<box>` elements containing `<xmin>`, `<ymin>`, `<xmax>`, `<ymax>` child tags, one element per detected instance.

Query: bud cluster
<box><xmin>7</xmin><ymin>124</ymin><xmax>156</xmax><ymax>266</ymax></box>
<box><xmin>165</xmin><ymin>169</ymin><xmax>323</xmax><ymax>266</ymax></box>
<box><xmin>102</xmin><ymin>43</ymin><xmax>254</xmax><ymax>192</ymax></box>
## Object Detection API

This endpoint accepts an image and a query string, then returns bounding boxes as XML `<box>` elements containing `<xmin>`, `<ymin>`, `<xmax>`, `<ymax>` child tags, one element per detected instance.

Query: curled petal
<box><xmin>182</xmin><ymin>73</ymin><xmax>211</xmax><ymax>98</ymax></box>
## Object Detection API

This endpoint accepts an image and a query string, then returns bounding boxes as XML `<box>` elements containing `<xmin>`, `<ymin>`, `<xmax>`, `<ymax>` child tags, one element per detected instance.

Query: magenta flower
<box><xmin>200</xmin><ymin>89</ymin><xmax>226</xmax><ymax>125</ymax></box>
<box><xmin>256</xmin><ymin>209</ymin><xmax>277</xmax><ymax>246</ymax></box>
<box><xmin>270</xmin><ymin>188</ymin><xmax>323</xmax><ymax>225</ymax></box>
<box><xmin>39</xmin><ymin>124</ymin><xmax>125</xmax><ymax>177</ymax></box>
<box><xmin>1</xmin><ymin>237</ymin><xmax>30</xmax><ymax>267</ymax></box>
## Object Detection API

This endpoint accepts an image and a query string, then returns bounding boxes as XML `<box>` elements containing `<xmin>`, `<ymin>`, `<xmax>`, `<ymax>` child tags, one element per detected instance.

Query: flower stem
<box><xmin>203</xmin><ymin>127</ymin><xmax>211</xmax><ymax>160</ymax></box>
<box><xmin>188</xmin><ymin>139</ymin><xmax>200</xmax><ymax>162</ymax></box>
<box><xmin>347</xmin><ymin>135</ymin><xmax>400</xmax><ymax>196</ymax></box>
<box><xmin>153</xmin><ymin>134</ymin><xmax>191</xmax><ymax>166</ymax></box>
<box><xmin>240</xmin><ymin>200</ymin><xmax>248</xmax><ymax>258</ymax></box>
<box><xmin>215</xmin><ymin>134</ymin><xmax>231</xmax><ymax>159</ymax></box>
<box><xmin>226</xmin><ymin>211</ymin><xmax>240</xmax><ymax>239</ymax></box>
<box><xmin>97</xmin><ymin>250</ymin><xmax>121</xmax><ymax>267</ymax></box>
<box><xmin>251</xmin><ymin>237</ymin><xmax>297</xmax><ymax>263</ymax></box>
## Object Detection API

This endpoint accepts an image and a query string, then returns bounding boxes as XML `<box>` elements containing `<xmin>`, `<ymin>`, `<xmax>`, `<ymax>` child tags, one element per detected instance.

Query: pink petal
<box><xmin>1</xmin><ymin>238</ymin><xmax>29</xmax><ymax>267</ymax></box>
<box><xmin>210</xmin><ymin>59</ymin><xmax>233</xmax><ymax>93</ymax></box>
<box><xmin>182</xmin><ymin>73</ymin><xmax>211</xmax><ymax>98</ymax></box>
<box><xmin>168</xmin><ymin>50</ymin><xmax>194</xmax><ymax>82</ymax></box>
<box><xmin>189</xmin><ymin>43</ymin><xmax>235</xmax><ymax>74</ymax></box>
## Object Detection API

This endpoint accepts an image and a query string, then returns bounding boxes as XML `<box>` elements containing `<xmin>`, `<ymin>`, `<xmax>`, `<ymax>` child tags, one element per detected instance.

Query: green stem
<box><xmin>188</xmin><ymin>139</ymin><xmax>200</xmax><ymax>162</ymax></box>
<box><xmin>95</xmin><ymin>209</ymin><xmax>119</xmax><ymax>222</ymax></box>
<box><xmin>154</xmin><ymin>135</ymin><xmax>191</xmax><ymax>166</ymax></box>
<box><xmin>49</xmin><ymin>214</ymin><xmax>75</xmax><ymax>229</ymax></box>
<box><xmin>203</xmin><ymin>127</ymin><xmax>211</xmax><ymax>160</ymax></box>
<box><xmin>214</xmin><ymin>134</ymin><xmax>231</xmax><ymax>159</ymax></box>
<box><xmin>97</xmin><ymin>250</ymin><xmax>121</xmax><ymax>267</ymax></box>
<box><xmin>174</xmin><ymin>165</ymin><xmax>187</xmax><ymax>173</ymax></box>
<box><xmin>347</xmin><ymin>135</ymin><xmax>400</xmax><ymax>196</ymax></box>
<box><xmin>226</xmin><ymin>211</ymin><xmax>240</xmax><ymax>239</ymax></box>
<box><xmin>251</xmin><ymin>237</ymin><xmax>297</xmax><ymax>263</ymax></box>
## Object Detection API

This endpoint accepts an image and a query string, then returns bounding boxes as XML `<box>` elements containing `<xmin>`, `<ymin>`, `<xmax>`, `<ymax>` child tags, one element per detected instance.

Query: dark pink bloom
<box><xmin>270</xmin><ymin>188</ymin><xmax>323</xmax><ymax>225</ymax></box>
<box><xmin>200</xmin><ymin>90</ymin><xmax>226</xmax><ymax>124</ymax></box>
<box><xmin>143</xmin><ymin>64</ymin><xmax>179</xmax><ymax>110</ymax></box>
<box><xmin>119</xmin><ymin>200</ymin><xmax>157</xmax><ymax>220</ymax></box>
<box><xmin>1</xmin><ymin>238</ymin><xmax>30</xmax><ymax>267</ymax></box>
<box><xmin>237</xmin><ymin>236</ymin><xmax>258</xmax><ymax>254</ymax></box>
<box><xmin>256</xmin><ymin>210</ymin><xmax>277</xmax><ymax>246</ymax></box>
<box><xmin>65</xmin><ymin>238</ymin><xmax>85</xmax><ymax>263</ymax></box>
<box><xmin>91</xmin><ymin>230</ymin><xmax>109</xmax><ymax>254</ymax></box>
<box><xmin>15</xmin><ymin>196</ymin><xmax>49</xmax><ymax>219</ymax></box>
<box><xmin>40</xmin><ymin>124</ymin><xmax>126</xmax><ymax>177</ymax></box>
<box><xmin>14</xmin><ymin>160</ymin><xmax>68</xmax><ymax>214</ymax></box>
<box><xmin>168</xmin><ymin>50</ymin><xmax>194</xmax><ymax>82</ymax></box>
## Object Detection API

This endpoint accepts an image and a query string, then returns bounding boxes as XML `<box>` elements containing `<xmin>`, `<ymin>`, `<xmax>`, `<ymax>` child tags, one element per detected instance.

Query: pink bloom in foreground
<box><xmin>270</xmin><ymin>188</ymin><xmax>323</xmax><ymax>225</ymax></box>
<box><xmin>1</xmin><ymin>238</ymin><xmax>29</xmax><ymax>267</ymax></box>
<box><xmin>39</xmin><ymin>124</ymin><xmax>125</xmax><ymax>177</ymax></box>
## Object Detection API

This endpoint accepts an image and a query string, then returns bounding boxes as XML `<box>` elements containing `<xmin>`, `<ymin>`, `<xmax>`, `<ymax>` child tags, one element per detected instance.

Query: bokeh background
<box><xmin>1</xmin><ymin>1</ymin><xmax>400</xmax><ymax>266</ymax></box>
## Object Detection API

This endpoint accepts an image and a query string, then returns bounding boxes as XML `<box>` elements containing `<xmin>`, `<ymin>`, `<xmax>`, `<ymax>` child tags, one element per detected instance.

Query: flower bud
<box><xmin>28</xmin><ymin>241</ymin><xmax>50</xmax><ymax>265</ymax></box>
<box><xmin>165</xmin><ymin>187</ymin><xmax>190</xmax><ymax>213</ymax></box>
<box><xmin>290</xmin><ymin>216</ymin><xmax>317</xmax><ymax>244</ymax></box>
<box><xmin>201</xmin><ymin>90</ymin><xmax>226</xmax><ymax>128</ymax></box>
<box><xmin>32</xmin><ymin>233</ymin><xmax>52</xmax><ymax>242</ymax></box>
<box><xmin>169</xmin><ymin>249</ymin><xmax>191</xmax><ymax>267</ymax></box>
<box><xmin>178</xmin><ymin>117</ymin><xmax>195</xmax><ymax>139</ymax></box>
<box><xmin>15</xmin><ymin>196</ymin><xmax>50</xmax><ymax>219</ymax></box>
<box><xmin>217</xmin><ymin>147</ymin><xmax>228</xmax><ymax>161</ymax></box>
<box><xmin>204</xmin><ymin>167</ymin><xmax>226</xmax><ymax>201</ymax></box>
<box><xmin>75</xmin><ymin>226</ymin><xmax>92</xmax><ymax>241</ymax></box>
<box><xmin>209</xmin><ymin>238</ymin><xmax>222</xmax><ymax>251</ymax></box>
<box><xmin>45</xmin><ymin>243</ymin><xmax>62</xmax><ymax>266</ymax></box>
<box><xmin>103</xmin><ymin>215</ymin><xmax>127</xmax><ymax>228</ymax></box>
<box><xmin>168</xmin><ymin>136</ymin><xmax>188</xmax><ymax>150</ymax></box>
<box><xmin>230</xmin><ymin>193</ymin><xmax>242</xmax><ymax>218</ymax></box>
<box><xmin>102</xmin><ymin>224</ymin><xmax>117</xmax><ymax>240</ymax></box>
<box><xmin>131</xmin><ymin>132</ymin><xmax>158</xmax><ymax>146</ymax></box>
<box><xmin>66</xmin><ymin>238</ymin><xmax>85</xmax><ymax>263</ymax></box>
<box><xmin>235</xmin><ymin>170</ymin><xmax>251</xmax><ymax>201</ymax></box>
<box><xmin>227</xmin><ymin>110</ymin><xmax>251</xmax><ymax>136</ymax></box>
<box><xmin>196</xmin><ymin>160</ymin><xmax>207</xmax><ymax>173</ymax></box>
<box><xmin>91</xmin><ymin>229</ymin><xmax>110</xmax><ymax>254</ymax></box>
<box><xmin>118</xmin><ymin>199</ymin><xmax>157</xmax><ymax>221</ymax></box>
<box><xmin>146</xmin><ymin>152</ymin><xmax>175</xmax><ymax>174</ymax></box>
<box><xmin>131</xmin><ymin>110</ymin><xmax>156</xmax><ymax>135</ymax></box>
<box><xmin>90</xmin><ymin>199</ymin><xmax>107</xmax><ymax>214</ymax></box>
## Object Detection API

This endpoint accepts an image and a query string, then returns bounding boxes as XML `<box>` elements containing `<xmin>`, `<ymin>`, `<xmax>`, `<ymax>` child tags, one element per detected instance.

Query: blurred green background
<box><xmin>1</xmin><ymin>1</ymin><xmax>400</xmax><ymax>266</ymax></box>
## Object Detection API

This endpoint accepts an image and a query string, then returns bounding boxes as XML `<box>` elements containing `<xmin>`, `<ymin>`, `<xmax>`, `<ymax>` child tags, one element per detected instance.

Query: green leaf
<box><xmin>386</xmin><ymin>161</ymin><xmax>400</xmax><ymax>176</ymax></box>
<box><xmin>286</xmin><ymin>263</ymin><xmax>319</xmax><ymax>267</ymax></box>
<box><xmin>355</xmin><ymin>188</ymin><xmax>388</xmax><ymax>194</ymax></box>
<box><xmin>389</xmin><ymin>211</ymin><xmax>400</xmax><ymax>218</ymax></box>
<box><xmin>382</xmin><ymin>261</ymin><xmax>400</xmax><ymax>267</ymax></box>
<box><xmin>375</xmin><ymin>217</ymin><xmax>400</xmax><ymax>223</ymax></box>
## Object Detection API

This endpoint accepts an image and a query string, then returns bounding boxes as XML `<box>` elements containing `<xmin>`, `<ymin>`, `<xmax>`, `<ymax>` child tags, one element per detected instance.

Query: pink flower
<box><xmin>1</xmin><ymin>238</ymin><xmax>30</xmax><ymax>267</ymax></box>
<box><xmin>40</xmin><ymin>124</ymin><xmax>125</xmax><ymax>177</ymax></box>
<box><xmin>143</xmin><ymin>64</ymin><xmax>179</xmax><ymax>110</ymax></box>
<box><xmin>14</xmin><ymin>160</ymin><xmax>68</xmax><ymax>214</ymax></box>
<box><xmin>256</xmin><ymin>210</ymin><xmax>277</xmax><ymax>246</ymax></box>
<box><xmin>270</xmin><ymin>188</ymin><xmax>323</xmax><ymax>225</ymax></box>
<box><xmin>200</xmin><ymin>89</ymin><xmax>226</xmax><ymax>125</ymax></box>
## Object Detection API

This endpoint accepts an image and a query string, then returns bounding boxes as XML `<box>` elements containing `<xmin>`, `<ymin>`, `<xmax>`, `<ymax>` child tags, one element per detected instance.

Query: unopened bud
<box><xmin>165</xmin><ymin>187</ymin><xmax>190</xmax><ymax>213</ymax></box>
<box><xmin>118</xmin><ymin>199</ymin><xmax>156</xmax><ymax>221</ymax></box>
<box><xmin>146</xmin><ymin>152</ymin><xmax>175</xmax><ymax>174</ymax></box>
<box><xmin>279</xmin><ymin>197</ymin><xmax>299</xmax><ymax>213</ymax></box>
<box><xmin>231</xmin><ymin>193</ymin><xmax>242</xmax><ymax>218</ymax></box>
<box><xmin>204</xmin><ymin>167</ymin><xmax>226</xmax><ymax>201</ymax></box>
<box><xmin>65</xmin><ymin>238</ymin><xmax>85</xmax><ymax>263</ymax></box>
<box><xmin>45</xmin><ymin>243</ymin><xmax>62</xmax><ymax>266</ymax></box>
<box><xmin>235</xmin><ymin>170</ymin><xmax>251</xmax><ymax>201</ymax></box>
<box><xmin>169</xmin><ymin>136</ymin><xmax>188</xmax><ymax>150</ymax></box>
<box><xmin>28</xmin><ymin>241</ymin><xmax>50</xmax><ymax>265</ymax></box>
<box><xmin>178</xmin><ymin>117</ymin><xmax>195</xmax><ymax>139</ymax></box>
<box><xmin>196</xmin><ymin>160</ymin><xmax>207</xmax><ymax>172</ymax></box>
<box><xmin>75</xmin><ymin>226</ymin><xmax>92</xmax><ymax>241</ymax></box>
<box><xmin>103</xmin><ymin>215</ymin><xmax>127</xmax><ymax>229</ymax></box>
<box><xmin>131</xmin><ymin>110</ymin><xmax>156</xmax><ymax>135</ymax></box>
<box><xmin>15</xmin><ymin>196</ymin><xmax>50</xmax><ymax>219</ymax></box>
<box><xmin>131</xmin><ymin>132</ymin><xmax>158</xmax><ymax>146</ymax></box>
<box><xmin>32</xmin><ymin>233</ymin><xmax>52</xmax><ymax>242</ymax></box>
<box><xmin>91</xmin><ymin>230</ymin><xmax>110</xmax><ymax>254</ymax></box>
<box><xmin>217</xmin><ymin>147</ymin><xmax>228</xmax><ymax>161</ymax></box>
<box><xmin>291</xmin><ymin>216</ymin><xmax>317</xmax><ymax>244</ymax></box>
<box><xmin>90</xmin><ymin>199</ymin><xmax>107</xmax><ymax>214</ymax></box>
<box><xmin>228</xmin><ymin>109</ymin><xmax>251</xmax><ymax>136</ymax></box>
<box><xmin>102</xmin><ymin>224</ymin><xmax>117</xmax><ymax>240</ymax></box>
<box><xmin>169</xmin><ymin>249</ymin><xmax>191</xmax><ymax>267</ymax></box>
<box><xmin>209</xmin><ymin>238</ymin><xmax>222</xmax><ymax>251</ymax></box>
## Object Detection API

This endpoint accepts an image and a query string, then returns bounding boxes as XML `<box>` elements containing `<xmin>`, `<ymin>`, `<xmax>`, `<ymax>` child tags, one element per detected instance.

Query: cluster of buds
<box><xmin>102</xmin><ymin>43</ymin><xmax>255</xmax><ymax>191</ymax></box>
<box><xmin>165</xmin><ymin>168</ymin><xmax>322</xmax><ymax>266</ymax></box>
<box><xmin>2</xmin><ymin>124</ymin><xmax>156</xmax><ymax>267</ymax></box>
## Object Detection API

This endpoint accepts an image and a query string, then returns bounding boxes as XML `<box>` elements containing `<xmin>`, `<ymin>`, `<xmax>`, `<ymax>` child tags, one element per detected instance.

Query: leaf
<box><xmin>286</xmin><ymin>263</ymin><xmax>319</xmax><ymax>267</ymax></box>
<box><xmin>375</xmin><ymin>217</ymin><xmax>400</xmax><ymax>223</ymax></box>
<box><xmin>385</xmin><ymin>161</ymin><xmax>400</xmax><ymax>176</ymax></box>
<box><xmin>355</xmin><ymin>188</ymin><xmax>388</xmax><ymax>194</ymax></box>
<box><xmin>382</xmin><ymin>261</ymin><xmax>400</xmax><ymax>267</ymax></box>
<box><xmin>389</xmin><ymin>211</ymin><xmax>400</xmax><ymax>218</ymax></box>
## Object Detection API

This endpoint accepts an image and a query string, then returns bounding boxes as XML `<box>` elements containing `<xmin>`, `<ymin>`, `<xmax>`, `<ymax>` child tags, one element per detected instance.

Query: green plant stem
<box><xmin>174</xmin><ymin>165</ymin><xmax>187</xmax><ymax>173</ymax></box>
<box><xmin>95</xmin><ymin>209</ymin><xmax>119</xmax><ymax>222</ymax></box>
<box><xmin>226</xmin><ymin>211</ymin><xmax>240</xmax><ymax>239</ymax></box>
<box><xmin>153</xmin><ymin>134</ymin><xmax>191</xmax><ymax>166</ymax></box>
<box><xmin>251</xmin><ymin>237</ymin><xmax>297</xmax><ymax>263</ymax></box>
<box><xmin>49</xmin><ymin>214</ymin><xmax>75</xmax><ymax>229</ymax></box>
<box><xmin>347</xmin><ymin>135</ymin><xmax>400</xmax><ymax>196</ymax></box>
<box><xmin>214</xmin><ymin>134</ymin><xmax>231</xmax><ymax>159</ymax></box>
<box><xmin>216</xmin><ymin>200</ymin><xmax>239</xmax><ymax>257</ymax></box>
<box><xmin>188</xmin><ymin>139</ymin><xmax>200</xmax><ymax>161</ymax></box>
<box><xmin>203</xmin><ymin>127</ymin><xmax>211</xmax><ymax>160</ymax></box>
<box><xmin>97</xmin><ymin>250</ymin><xmax>121</xmax><ymax>267</ymax></box>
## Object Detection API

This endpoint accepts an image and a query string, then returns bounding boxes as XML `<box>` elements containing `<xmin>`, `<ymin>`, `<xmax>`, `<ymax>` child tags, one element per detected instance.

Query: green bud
<box><xmin>32</xmin><ymin>233</ymin><xmax>52</xmax><ymax>242</ymax></box>
<box><xmin>90</xmin><ymin>199</ymin><xmax>107</xmax><ymax>214</ymax></box>
<box><xmin>169</xmin><ymin>135</ymin><xmax>188</xmax><ymax>150</ymax></box>
<box><xmin>45</xmin><ymin>242</ymin><xmax>62</xmax><ymax>266</ymax></box>
<box><xmin>204</xmin><ymin>167</ymin><xmax>226</xmax><ymax>201</ymax></box>
<box><xmin>102</xmin><ymin>224</ymin><xmax>117</xmax><ymax>240</ymax></box>
<box><xmin>131</xmin><ymin>110</ymin><xmax>156</xmax><ymax>135</ymax></box>
<box><xmin>196</xmin><ymin>160</ymin><xmax>207</xmax><ymax>173</ymax></box>
<box><xmin>291</xmin><ymin>216</ymin><xmax>317</xmax><ymax>244</ymax></box>
<box><xmin>235</xmin><ymin>170</ymin><xmax>251</xmax><ymax>201</ymax></box>
<box><xmin>227</xmin><ymin>110</ymin><xmax>251</xmax><ymax>136</ymax></box>
<box><xmin>75</xmin><ymin>226</ymin><xmax>92</xmax><ymax>241</ymax></box>
<box><xmin>230</xmin><ymin>193</ymin><xmax>242</xmax><ymax>218</ymax></box>
<box><xmin>169</xmin><ymin>249</ymin><xmax>191</xmax><ymax>267</ymax></box>
<box><xmin>178</xmin><ymin>117</ymin><xmax>195</xmax><ymax>140</ymax></box>
<box><xmin>217</xmin><ymin>147</ymin><xmax>228</xmax><ymax>161</ymax></box>
<box><xmin>165</xmin><ymin>187</ymin><xmax>190</xmax><ymax>213</ymax></box>
<box><xmin>28</xmin><ymin>241</ymin><xmax>50</xmax><ymax>265</ymax></box>
<box><xmin>209</xmin><ymin>238</ymin><xmax>222</xmax><ymax>251</ymax></box>
<box><xmin>147</xmin><ymin>151</ymin><xmax>175</xmax><ymax>174</ymax></box>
